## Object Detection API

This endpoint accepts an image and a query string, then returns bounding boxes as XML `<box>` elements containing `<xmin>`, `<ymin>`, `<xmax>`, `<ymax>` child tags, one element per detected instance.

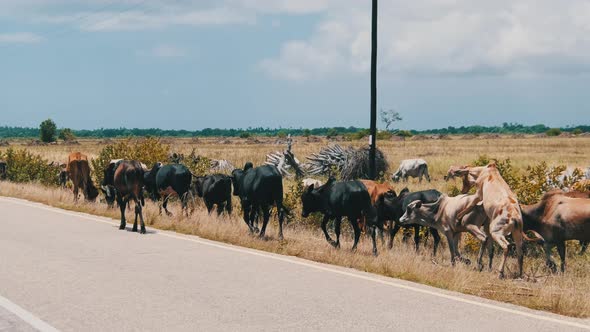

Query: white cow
<box><xmin>392</xmin><ymin>159</ymin><xmax>430</xmax><ymax>183</ymax></box>
<box><xmin>301</xmin><ymin>178</ymin><xmax>323</xmax><ymax>189</ymax></box>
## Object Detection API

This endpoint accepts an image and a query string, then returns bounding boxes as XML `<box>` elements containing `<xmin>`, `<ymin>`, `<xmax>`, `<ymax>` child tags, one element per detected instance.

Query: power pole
<box><xmin>369</xmin><ymin>0</ymin><xmax>378</xmax><ymax>179</ymax></box>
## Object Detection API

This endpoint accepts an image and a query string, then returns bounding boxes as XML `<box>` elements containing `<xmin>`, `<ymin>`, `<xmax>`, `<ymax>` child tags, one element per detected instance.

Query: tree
<box><xmin>58</xmin><ymin>128</ymin><xmax>76</xmax><ymax>141</ymax></box>
<box><xmin>39</xmin><ymin>119</ymin><xmax>57</xmax><ymax>143</ymax></box>
<box><xmin>379</xmin><ymin>109</ymin><xmax>402</xmax><ymax>131</ymax></box>
<box><xmin>302</xmin><ymin>129</ymin><xmax>311</xmax><ymax>137</ymax></box>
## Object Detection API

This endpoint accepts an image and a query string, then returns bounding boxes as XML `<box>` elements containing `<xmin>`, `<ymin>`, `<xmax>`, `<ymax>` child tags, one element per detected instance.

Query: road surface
<box><xmin>0</xmin><ymin>197</ymin><xmax>589</xmax><ymax>332</ymax></box>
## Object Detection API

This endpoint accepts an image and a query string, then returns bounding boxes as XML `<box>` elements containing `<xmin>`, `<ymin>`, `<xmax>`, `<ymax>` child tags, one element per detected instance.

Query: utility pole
<box><xmin>369</xmin><ymin>0</ymin><xmax>378</xmax><ymax>179</ymax></box>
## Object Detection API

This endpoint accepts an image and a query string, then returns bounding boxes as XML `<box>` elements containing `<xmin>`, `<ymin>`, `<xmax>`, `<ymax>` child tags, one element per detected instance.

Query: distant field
<box><xmin>1</xmin><ymin>135</ymin><xmax>589</xmax><ymax>317</ymax></box>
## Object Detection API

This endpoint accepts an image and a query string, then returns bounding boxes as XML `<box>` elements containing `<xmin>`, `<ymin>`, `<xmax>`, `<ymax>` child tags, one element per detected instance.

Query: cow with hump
<box><xmin>392</xmin><ymin>159</ymin><xmax>431</xmax><ymax>183</ymax></box>
<box><xmin>144</xmin><ymin>163</ymin><xmax>193</xmax><ymax>217</ymax></box>
<box><xmin>194</xmin><ymin>174</ymin><xmax>232</xmax><ymax>216</ymax></box>
<box><xmin>231</xmin><ymin>162</ymin><xmax>287</xmax><ymax>240</ymax></box>
<box><xmin>101</xmin><ymin>160</ymin><xmax>147</xmax><ymax>234</ymax></box>
<box><xmin>521</xmin><ymin>190</ymin><xmax>590</xmax><ymax>273</ymax></box>
<box><xmin>66</xmin><ymin>152</ymin><xmax>98</xmax><ymax>202</ymax></box>
<box><xmin>301</xmin><ymin>177</ymin><xmax>382</xmax><ymax>256</ymax></box>
<box><xmin>456</xmin><ymin>163</ymin><xmax>542</xmax><ymax>278</ymax></box>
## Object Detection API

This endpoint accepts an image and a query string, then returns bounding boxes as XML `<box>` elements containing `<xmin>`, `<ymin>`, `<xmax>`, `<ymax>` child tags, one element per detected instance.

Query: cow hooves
<box><xmin>330</xmin><ymin>241</ymin><xmax>338</xmax><ymax>248</ymax></box>
<box><xmin>461</xmin><ymin>258</ymin><xmax>471</xmax><ymax>265</ymax></box>
<box><xmin>498</xmin><ymin>272</ymin><xmax>505</xmax><ymax>279</ymax></box>
<box><xmin>119</xmin><ymin>225</ymin><xmax>126</xmax><ymax>230</ymax></box>
<box><xmin>477</xmin><ymin>264</ymin><xmax>484</xmax><ymax>272</ymax></box>
<box><xmin>140</xmin><ymin>229</ymin><xmax>146</xmax><ymax>234</ymax></box>
<box><xmin>131</xmin><ymin>228</ymin><xmax>138</xmax><ymax>232</ymax></box>
<box><xmin>372</xmin><ymin>250</ymin><xmax>378</xmax><ymax>257</ymax></box>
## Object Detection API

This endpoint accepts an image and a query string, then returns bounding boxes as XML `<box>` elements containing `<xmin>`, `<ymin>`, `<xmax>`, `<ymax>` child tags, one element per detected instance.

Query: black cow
<box><xmin>194</xmin><ymin>174</ymin><xmax>232</xmax><ymax>215</ymax></box>
<box><xmin>101</xmin><ymin>160</ymin><xmax>146</xmax><ymax>233</ymax></box>
<box><xmin>0</xmin><ymin>160</ymin><xmax>6</xmax><ymax>180</ymax></box>
<box><xmin>301</xmin><ymin>178</ymin><xmax>381</xmax><ymax>256</ymax></box>
<box><xmin>231</xmin><ymin>163</ymin><xmax>287</xmax><ymax>240</ymax></box>
<box><xmin>376</xmin><ymin>189</ymin><xmax>442</xmax><ymax>254</ymax></box>
<box><xmin>144</xmin><ymin>163</ymin><xmax>193</xmax><ymax>216</ymax></box>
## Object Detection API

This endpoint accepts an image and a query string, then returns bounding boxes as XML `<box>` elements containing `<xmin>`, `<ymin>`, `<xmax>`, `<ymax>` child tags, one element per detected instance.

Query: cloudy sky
<box><xmin>1</xmin><ymin>0</ymin><xmax>589</xmax><ymax>130</ymax></box>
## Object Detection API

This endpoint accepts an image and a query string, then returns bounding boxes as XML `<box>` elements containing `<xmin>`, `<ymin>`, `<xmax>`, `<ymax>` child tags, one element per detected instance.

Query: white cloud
<box><xmin>259</xmin><ymin>0</ymin><xmax>590</xmax><ymax>80</ymax></box>
<box><xmin>0</xmin><ymin>32</ymin><xmax>43</xmax><ymax>43</ymax></box>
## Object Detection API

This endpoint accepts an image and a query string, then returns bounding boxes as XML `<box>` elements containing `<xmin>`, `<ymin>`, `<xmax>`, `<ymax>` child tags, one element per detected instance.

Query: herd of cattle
<box><xmin>4</xmin><ymin>152</ymin><xmax>589</xmax><ymax>279</ymax></box>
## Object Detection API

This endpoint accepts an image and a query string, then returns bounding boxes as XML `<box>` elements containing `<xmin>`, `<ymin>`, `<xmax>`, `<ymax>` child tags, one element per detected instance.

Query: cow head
<box><xmin>391</xmin><ymin>171</ymin><xmax>402</xmax><ymax>183</ymax></box>
<box><xmin>444</xmin><ymin>166</ymin><xmax>468</xmax><ymax>181</ymax></box>
<box><xmin>375</xmin><ymin>190</ymin><xmax>401</xmax><ymax>220</ymax></box>
<box><xmin>101</xmin><ymin>185</ymin><xmax>116</xmax><ymax>207</ymax></box>
<box><xmin>300</xmin><ymin>178</ymin><xmax>335</xmax><ymax>218</ymax></box>
<box><xmin>87</xmin><ymin>183</ymin><xmax>99</xmax><ymax>201</ymax></box>
<box><xmin>231</xmin><ymin>162</ymin><xmax>254</xmax><ymax>196</ymax></box>
<box><xmin>193</xmin><ymin>176</ymin><xmax>206</xmax><ymax>197</ymax></box>
<box><xmin>399</xmin><ymin>198</ymin><xmax>441</xmax><ymax>227</ymax></box>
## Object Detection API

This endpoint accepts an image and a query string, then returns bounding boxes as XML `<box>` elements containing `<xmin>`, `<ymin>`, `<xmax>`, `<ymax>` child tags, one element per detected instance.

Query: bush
<box><xmin>91</xmin><ymin>137</ymin><xmax>169</xmax><ymax>184</ymax></box>
<box><xmin>396</xmin><ymin>130</ymin><xmax>413</xmax><ymax>138</ymax></box>
<box><xmin>326</xmin><ymin>128</ymin><xmax>338</xmax><ymax>138</ymax></box>
<box><xmin>185</xmin><ymin>149</ymin><xmax>211</xmax><ymax>176</ymax></box>
<box><xmin>0</xmin><ymin>148</ymin><xmax>60</xmax><ymax>186</ymax></box>
<box><xmin>58</xmin><ymin>128</ymin><xmax>76</xmax><ymax>141</ymax></box>
<box><xmin>239</xmin><ymin>132</ymin><xmax>251</xmax><ymax>139</ymax></box>
<box><xmin>376</xmin><ymin>130</ymin><xmax>392</xmax><ymax>140</ymax></box>
<box><xmin>572</xmin><ymin>128</ymin><xmax>583</xmax><ymax>135</ymax></box>
<box><xmin>302</xmin><ymin>129</ymin><xmax>311</xmax><ymax>137</ymax></box>
<box><xmin>546</xmin><ymin>128</ymin><xmax>562</xmax><ymax>137</ymax></box>
<box><xmin>277</xmin><ymin>130</ymin><xmax>288</xmax><ymax>139</ymax></box>
<box><xmin>39</xmin><ymin>119</ymin><xmax>57</xmax><ymax>143</ymax></box>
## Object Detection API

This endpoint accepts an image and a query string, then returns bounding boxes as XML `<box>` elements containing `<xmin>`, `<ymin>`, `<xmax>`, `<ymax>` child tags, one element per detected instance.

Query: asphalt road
<box><xmin>0</xmin><ymin>197</ymin><xmax>589</xmax><ymax>332</ymax></box>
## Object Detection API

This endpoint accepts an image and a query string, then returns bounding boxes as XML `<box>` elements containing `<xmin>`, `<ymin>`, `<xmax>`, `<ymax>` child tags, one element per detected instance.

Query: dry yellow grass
<box><xmin>1</xmin><ymin>135</ymin><xmax>590</xmax><ymax>318</ymax></box>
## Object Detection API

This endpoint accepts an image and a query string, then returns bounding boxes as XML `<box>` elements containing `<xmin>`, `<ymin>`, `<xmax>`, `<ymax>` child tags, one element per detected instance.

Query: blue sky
<box><xmin>1</xmin><ymin>0</ymin><xmax>589</xmax><ymax>130</ymax></box>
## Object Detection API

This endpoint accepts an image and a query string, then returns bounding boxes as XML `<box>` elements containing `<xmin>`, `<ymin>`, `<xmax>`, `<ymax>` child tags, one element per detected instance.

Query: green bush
<box><xmin>58</xmin><ymin>128</ymin><xmax>76</xmax><ymax>141</ymax></box>
<box><xmin>572</xmin><ymin>128</ymin><xmax>583</xmax><ymax>135</ymax></box>
<box><xmin>396</xmin><ymin>130</ymin><xmax>413</xmax><ymax>138</ymax></box>
<box><xmin>326</xmin><ymin>128</ymin><xmax>338</xmax><ymax>138</ymax></box>
<box><xmin>546</xmin><ymin>128</ymin><xmax>562</xmax><ymax>136</ymax></box>
<box><xmin>376</xmin><ymin>131</ymin><xmax>393</xmax><ymax>140</ymax></box>
<box><xmin>91</xmin><ymin>137</ymin><xmax>169</xmax><ymax>184</ymax></box>
<box><xmin>302</xmin><ymin>129</ymin><xmax>311</xmax><ymax>137</ymax></box>
<box><xmin>239</xmin><ymin>132</ymin><xmax>251</xmax><ymax>139</ymax></box>
<box><xmin>185</xmin><ymin>149</ymin><xmax>211</xmax><ymax>176</ymax></box>
<box><xmin>39</xmin><ymin>119</ymin><xmax>57</xmax><ymax>143</ymax></box>
<box><xmin>0</xmin><ymin>148</ymin><xmax>60</xmax><ymax>186</ymax></box>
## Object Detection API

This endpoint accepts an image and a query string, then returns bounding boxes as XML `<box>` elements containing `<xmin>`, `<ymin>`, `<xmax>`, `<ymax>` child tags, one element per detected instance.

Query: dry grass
<box><xmin>1</xmin><ymin>136</ymin><xmax>590</xmax><ymax>318</ymax></box>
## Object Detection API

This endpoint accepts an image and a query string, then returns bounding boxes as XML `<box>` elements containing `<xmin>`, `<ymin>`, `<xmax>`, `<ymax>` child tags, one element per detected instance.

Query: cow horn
<box><xmin>522</xmin><ymin>230</ymin><xmax>544</xmax><ymax>243</ymax></box>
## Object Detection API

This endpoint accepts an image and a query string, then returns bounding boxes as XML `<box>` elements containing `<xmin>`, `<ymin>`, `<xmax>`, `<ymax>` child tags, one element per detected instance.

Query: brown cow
<box><xmin>521</xmin><ymin>190</ymin><xmax>590</xmax><ymax>272</ymax></box>
<box><xmin>444</xmin><ymin>165</ymin><xmax>486</xmax><ymax>194</ymax></box>
<box><xmin>457</xmin><ymin>163</ymin><xmax>542</xmax><ymax>278</ymax></box>
<box><xmin>67</xmin><ymin>153</ymin><xmax>98</xmax><ymax>202</ymax></box>
<box><xmin>101</xmin><ymin>160</ymin><xmax>146</xmax><ymax>233</ymax></box>
<box><xmin>359</xmin><ymin>180</ymin><xmax>395</xmax><ymax>238</ymax></box>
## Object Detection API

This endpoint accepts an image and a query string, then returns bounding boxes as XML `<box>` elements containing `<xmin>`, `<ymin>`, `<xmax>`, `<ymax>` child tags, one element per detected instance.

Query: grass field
<box><xmin>1</xmin><ymin>135</ymin><xmax>589</xmax><ymax>318</ymax></box>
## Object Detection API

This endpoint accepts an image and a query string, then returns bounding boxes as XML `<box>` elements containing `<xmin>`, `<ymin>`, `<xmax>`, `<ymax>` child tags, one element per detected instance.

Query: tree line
<box><xmin>0</xmin><ymin>122</ymin><xmax>588</xmax><ymax>139</ymax></box>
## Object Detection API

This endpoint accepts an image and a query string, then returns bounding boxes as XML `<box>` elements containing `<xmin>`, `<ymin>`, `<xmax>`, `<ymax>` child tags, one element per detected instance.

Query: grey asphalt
<box><xmin>0</xmin><ymin>197</ymin><xmax>589</xmax><ymax>332</ymax></box>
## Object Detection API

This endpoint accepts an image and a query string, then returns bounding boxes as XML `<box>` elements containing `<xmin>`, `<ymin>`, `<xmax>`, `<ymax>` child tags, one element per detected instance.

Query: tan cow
<box><xmin>358</xmin><ymin>180</ymin><xmax>396</xmax><ymax>234</ymax></box>
<box><xmin>521</xmin><ymin>190</ymin><xmax>590</xmax><ymax>272</ymax></box>
<box><xmin>444</xmin><ymin>165</ymin><xmax>486</xmax><ymax>194</ymax></box>
<box><xmin>400</xmin><ymin>194</ymin><xmax>488</xmax><ymax>266</ymax></box>
<box><xmin>457</xmin><ymin>163</ymin><xmax>541</xmax><ymax>278</ymax></box>
<box><xmin>67</xmin><ymin>152</ymin><xmax>98</xmax><ymax>202</ymax></box>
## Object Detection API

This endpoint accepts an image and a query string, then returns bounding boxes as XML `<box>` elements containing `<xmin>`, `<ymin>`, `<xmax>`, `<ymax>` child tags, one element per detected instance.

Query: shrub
<box><xmin>396</xmin><ymin>130</ymin><xmax>413</xmax><ymax>138</ymax></box>
<box><xmin>546</xmin><ymin>128</ymin><xmax>562</xmax><ymax>137</ymax></box>
<box><xmin>376</xmin><ymin>130</ymin><xmax>392</xmax><ymax>140</ymax></box>
<box><xmin>572</xmin><ymin>128</ymin><xmax>583</xmax><ymax>135</ymax></box>
<box><xmin>59</xmin><ymin>128</ymin><xmax>76</xmax><ymax>141</ymax></box>
<box><xmin>277</xmin><ymin>130</ymin><xmax>288</xmax><ymax>139</ymax></box>
<box><xmin>302</xmin><ymin>129</ymin><xmax>311</xmax><ymax>137</ymax></box>
<box><xmin>91</xmin><ymin>137</ymin><xmax>169</xmax><ymax>184</ymax></box>
<box><xmin>239</xmin><ymin>132</ymin><xmax>251</xmax><ymax>139</ymax></box>
<box><xmin>185</xmin><ymin>149</ymin><xmax>211</xmax><ymax>176</ymax></box>
<box><xmin>39</xmin><ymin>119</ymin><xmax>57</xmax><ymax>143</ymax></box>
<box><xmin>0</xmin><ymin>148</ymin><xmax>60</xmax><ymax>186</ymax></box>
<box><xmin>326</xmin><ymin>128</ymin><xmax>338</xmax><ymax>138</ymax></box>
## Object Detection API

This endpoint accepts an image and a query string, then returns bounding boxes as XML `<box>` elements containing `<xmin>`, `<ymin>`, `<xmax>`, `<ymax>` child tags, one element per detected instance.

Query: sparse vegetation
<box><xmin>1</xmin><ymin>136</ymin><xmax>590</xmax><ymax>318</ymax></box>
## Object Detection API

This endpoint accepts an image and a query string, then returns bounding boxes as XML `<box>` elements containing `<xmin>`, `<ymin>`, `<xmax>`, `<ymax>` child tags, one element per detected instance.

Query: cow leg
<box><xmin>259</xmin><ymin>207</ymin><xmax>271</xmax><ymax>239</ymax></box>
<box><xmin>225</xmin><ymin>197</ymin><xmax>232</xmax><ymax>215</ymax></box>
<box><xmin>118</xmin><ymin>197</ymin><xmax>126</xmax><ymax>230</ymax></box>
<box><xmin>425</xmin><ymin>169</ymin><xmax>431</xmax><ymax>182</ymax></box>
<box><xmin>370</xmin><ymin>225</ymin><xmax>378</xmax><ymax>256</ymax></box>
<box><xmin>491</xmin><ymin>233</ymin><xmax>510</xmax><ymax>279</ymax></box>
<box><xmin>557</xmin><ymin>241</ymin><xmax>566</xmax><ymax>273</ymax></box>
<box><xmin>543</xmin><ymin>242</ymin><xmax>558</xmax><ymax>273</ymax></box>
<box><xmin>443</xmin><ymin>231</ymin><xmax>457</xmax><ymax>266</ymax></box>
<box><xmin>73</xmin><ymin>184</ymin><xmax>79</xmax><ymax>202</ymax></box>
<box><xmin>334</xmin><ymin>217</ymin><xmax>342</xmax><ymax>248</ymax></box>
<box><xmin>388</xmin><ymin>222</ymin><xmax>401</xmax><ymax>250</ymax></box>
<box><xmin>250</xmin><ymin>208</ymin><xmax>260</xmax><ymax>233</ymax></box>
<box><xmin>413</xmin><ymin>225</ymin><xmax>421</xmax><ymax>252</ymax></box>
<box><xmin>350</xmin><ymin>217</ymin><xmax>362</xmax><ymax>252</ymax></box>
<box><xmin>580</xmin><ymin>241</ymin><xmax>588</xmax><ymax>255</ymax></box>
<box><xmin>132</xmin><ymin>201</ymin><xmax>139</xmax><ymax>232</ymax></box>
<box><xmin>431</xmin><ymin>228</ymin><xmax>441</xmax><ymax>256</ymax></box>
<box><xmin>135</xmin><ymin>200</ymin><xmax>146</xmax><ymax>234</ymax></box>
<box><xmin>216</xmin><ymin>203</ymin><xmax>224</xmax><ymax>216</ymax></box>
<box><xmin>321</xmin><ymin>215</ymin><xmax>336</xmax><ymax>246</ymax></box>
<box><xmin>512</xmin><ymin>230</ymin><xmax>524</xmax><ymax>278</ymax></box>
<box><xmin>277</xmin><ymin>203</ymin><xmax>285</xmax><ymax>241</ymax></box>
<box><xmin>205</xmin><ymin>199</ymin><xmax>214</xmax><ymax>214</ymax></box>
<box><xmin>163</xmin><ymin>195</ymin><xmax>173</xmax><ymax>217</ymax></box>
<box><xmin>242</xmin><ymin>204</ymin><xmax>254</xmax><ymax>233</ymax></box>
